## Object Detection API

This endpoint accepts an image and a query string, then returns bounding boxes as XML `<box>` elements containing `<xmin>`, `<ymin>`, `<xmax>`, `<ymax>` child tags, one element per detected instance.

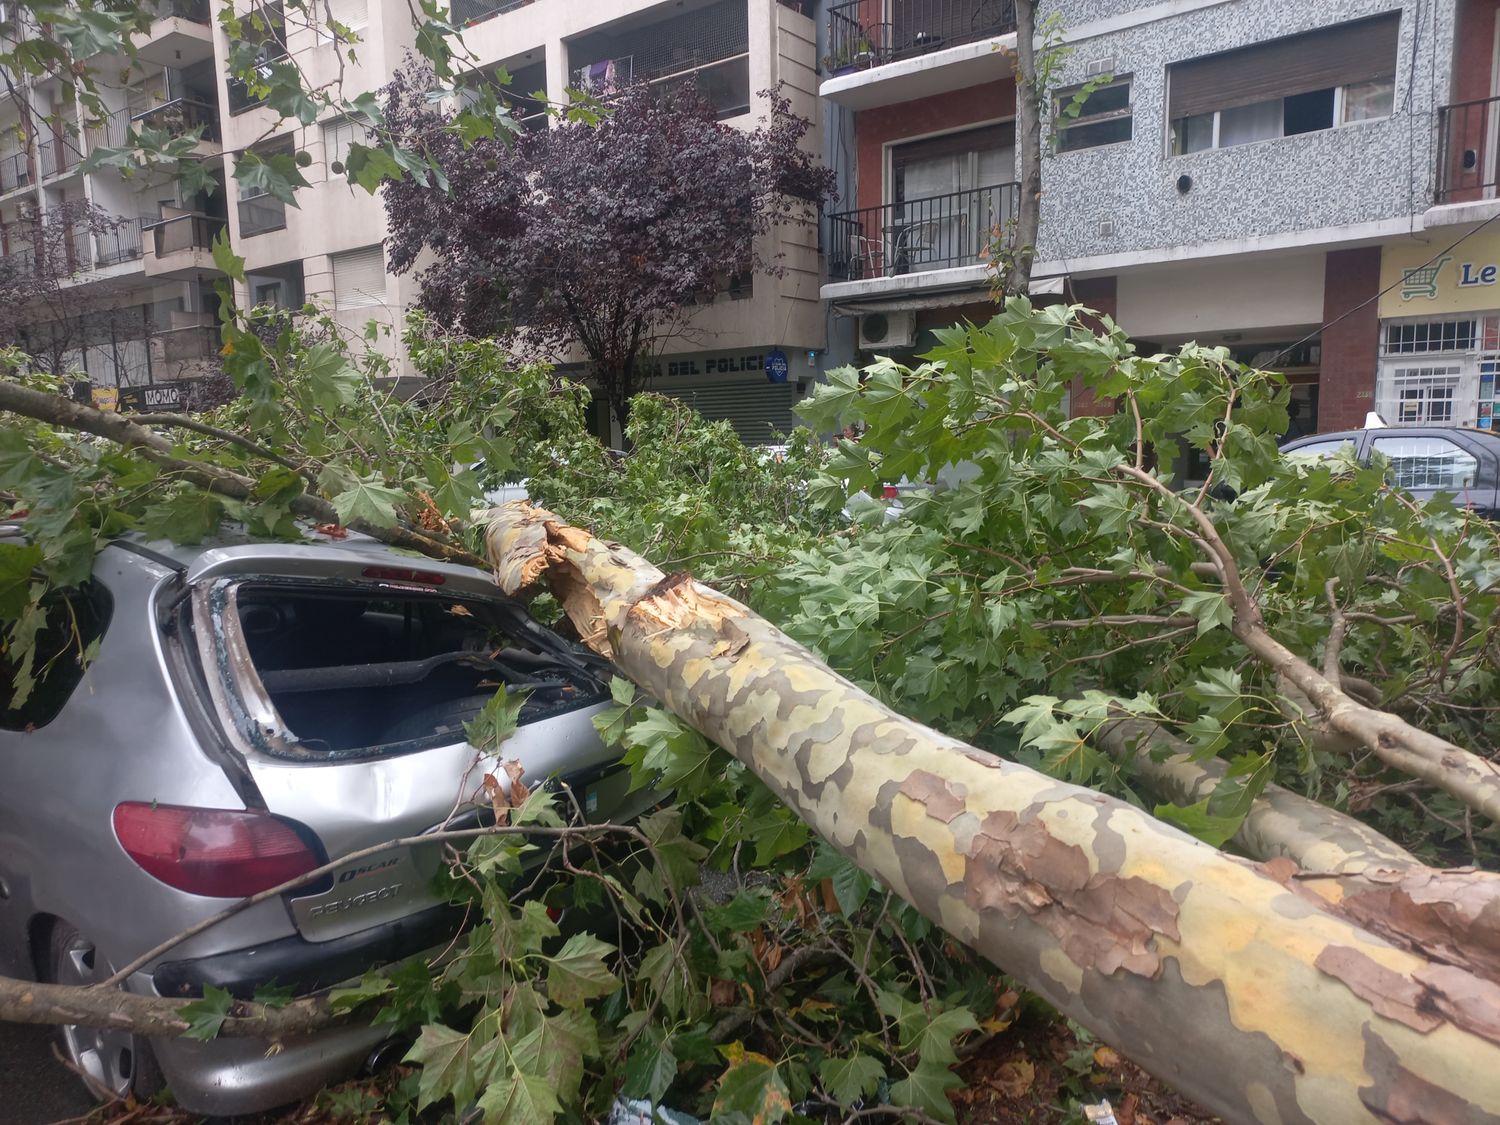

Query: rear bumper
<box><xmin>152</xmin><ymin>901</ymin><xmax>467</xmax><ymax>999</ymax></box>
<box><xmin>140</xmin><ymin>903</ymin><xmax>465</xmax><ymax>1115</ymax></box>
<box><xmin>149</xmin><ymin>1018</ymin><xmax>394</xmax><ymax>1116</ymax></box>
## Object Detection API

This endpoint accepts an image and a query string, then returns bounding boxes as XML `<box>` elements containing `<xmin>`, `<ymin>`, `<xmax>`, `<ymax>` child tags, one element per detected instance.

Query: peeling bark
<box><xmin>485</xmin><ymin>503</ymin><xmax>1500</xmax><ymax>1125</ymax></box>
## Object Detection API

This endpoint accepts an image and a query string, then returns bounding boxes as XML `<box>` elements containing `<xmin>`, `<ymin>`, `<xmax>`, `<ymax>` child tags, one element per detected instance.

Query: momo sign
<box><xmin>1380</xmin><ymin>232</ymin><xmax>1500</xmax><ymax>317</ymax></box>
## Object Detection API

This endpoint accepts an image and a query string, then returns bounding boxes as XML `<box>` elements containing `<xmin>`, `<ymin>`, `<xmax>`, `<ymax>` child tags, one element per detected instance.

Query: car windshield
<box><xmin>196</xmin><ymin>580</ymin><xmax>606</xmax><ymax>760</ymax></box>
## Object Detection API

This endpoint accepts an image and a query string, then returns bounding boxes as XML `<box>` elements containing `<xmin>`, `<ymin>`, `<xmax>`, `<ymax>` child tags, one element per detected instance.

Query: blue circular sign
<box><xmin>765</xmin><ymin>349</ymin><xmax>789</xmax><ymax>384</ymax></box>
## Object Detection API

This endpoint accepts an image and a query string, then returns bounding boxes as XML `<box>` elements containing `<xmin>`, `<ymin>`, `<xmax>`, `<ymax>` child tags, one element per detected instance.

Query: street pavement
<box><xmin>0</xmin><ymin>1020</ymin><xmax>96</xmax><ymax>1123</ymax></box>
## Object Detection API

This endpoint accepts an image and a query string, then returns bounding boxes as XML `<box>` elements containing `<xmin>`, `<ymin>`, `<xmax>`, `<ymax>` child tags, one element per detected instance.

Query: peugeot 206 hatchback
<box><xmin>0</xmin><ymin>523</ymin><xmax>642</xmax><ymax>1114</ymax></box>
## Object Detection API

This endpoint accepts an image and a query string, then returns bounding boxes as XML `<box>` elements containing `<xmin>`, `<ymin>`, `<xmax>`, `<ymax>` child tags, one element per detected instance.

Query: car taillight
<box><xmin>112</xmin><ymin>803</ymin><xmax>320</xmax><ymax>898</ymax></box>
<box><xmin>362</xmin><ymin>566</ymin><xmax>445</xmax><ymax>585</ymax></box>
<box><xmin>883</xmin><ymin>485</ymin><xmax>900</xmax><ymax>500</ymax></box>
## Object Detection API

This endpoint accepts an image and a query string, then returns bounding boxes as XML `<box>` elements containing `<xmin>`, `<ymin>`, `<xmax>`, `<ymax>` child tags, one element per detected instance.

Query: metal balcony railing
<box><xmin>826</xmin><ymin>182</ymin><xmax>1018</xmax><ymax>280</ymax></box>
<box><xmin>0</xmin><ymin>150</ymin><xmax>31</xmax><ymax>193</ymax></box>
<box><xmin>1437</xmin><ymin>94</ymin><xmax>1500</xmax><ymax>204</ymax></box>
<box><xmin>38</xmin><ymin>137</ymin><xmax>80</xmax><ymax>179</ymax></box>
<box><xmin>826</xmin><ymin>0</ymin><xmax>1016</xmax><ymax>71</ymax></box>
<box><xmin>153</xmin><ymin>324</ymin><xmax>219</xmax><ymax>362</ymax></box>
<box><xmin>237</xmin><ymin>193</ymin><xmax>286</xmax><ymax>236</ymax></box>
<box><xmin>131</xmin><ymin>98</ymin><xmax>219</xmax><ymax>143</ymax></box>
<box><xmin>96</xmin><ymin>218</ymin><xmax>145</xmax><ymax>266</ymax></box>
<box><xmin>145</xmin><ymin>212</ymin><xmax>226</xmax><ymax>257</ymax></box>
<box><xmin>85</xmin><ymin>108</ymin><xmax>129</xmax><ymax>150</ymax></box>
<box><xmin>150</xmin><ymin>0</ymin><xmax>211</xmax><ymax>23</ymax></box>
<box><xmin>451</xmin><ymin>0</ymin><xmax>533</xmax><ymax>27</ymax></box>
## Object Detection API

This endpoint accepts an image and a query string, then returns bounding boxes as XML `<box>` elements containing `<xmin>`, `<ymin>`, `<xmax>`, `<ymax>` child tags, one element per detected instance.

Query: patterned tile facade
<box><xmin>1035</xmin><ymin>0</ymin><xmax>1450</xmax><ymax>261</ymax></box>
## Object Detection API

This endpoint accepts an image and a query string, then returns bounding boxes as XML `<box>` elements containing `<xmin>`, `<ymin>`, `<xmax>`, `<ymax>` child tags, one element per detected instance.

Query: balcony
<box><xmin>238</xmin><ymin>192</ymin><xmax>286</xmax><ymax>237</ymax></box>
<box><xmin>38</xmin><ymin>137</ymin><xmax>81</xmax><ymax>180</ymax></box>
<box><xmin>823</xmin><ymin>0</ymin><xmax>1016</xmax><ymax>110</ymax></box>
<box><xmin>451</xmin><ymin>0</ymin><xmax>534</xmax><ymax>28</ymax></box>
<box><xmin>134</xmin><ymin>0</ymin><xmax>214</xmax><ymax>68</ymax></box>
<box><xmin>1435</xmin><ymin>94</ymin><xmax>1500</xmax><ymax>222</ymax></box>
<box><xmin>0</xmin><ymin>150</ymin><xmax>32</xmax><ymax>194</ymax></box>
<box><xmin>131</xmin><ymin>98</ymin><xmax>220</xmax><ymax>153</ymax></box>
<box><xmin>143</xmin><ymin>212</ymin><xmax>226</xmax><ymax>278</ymax></box>
<box><xmin>825</xmin><ymin>182</ymin><xmax>1017</xmax><ymax>285</ymax></box>
<box><xmin>151</xmin><ymin>323</ymin><xmax>219</xmax><ymax>364</ymax></box>
<box><xmin>95</xmin><ymin>218</ymin><xmax>145</xmax><ymax>267</ymax></box>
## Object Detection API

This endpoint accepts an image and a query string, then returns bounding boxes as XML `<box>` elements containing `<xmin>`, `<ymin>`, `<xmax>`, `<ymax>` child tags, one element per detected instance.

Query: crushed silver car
<box><xmin>0</xmin><ymin>525</ymin><xmax>642</xmax><ymax>1114</ymax></box>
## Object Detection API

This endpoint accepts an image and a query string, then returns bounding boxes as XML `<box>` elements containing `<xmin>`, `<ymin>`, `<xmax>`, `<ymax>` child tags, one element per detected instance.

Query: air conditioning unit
<box><xmin>858</xmin><ymin>310</ymin><xmax>915</xmax><ymax>350</ymax></box>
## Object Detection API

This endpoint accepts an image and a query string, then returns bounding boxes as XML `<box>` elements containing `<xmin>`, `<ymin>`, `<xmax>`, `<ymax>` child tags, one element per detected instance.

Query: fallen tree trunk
<box><xmin>485</xmin><ymin>503</ymin><xmax>1500</xmax><ymax>1125</ymax></box>
<box><xmin>1098</xmin><ymin>716</ymin><xmax>1500</xmax><ymax>981</ymax></box>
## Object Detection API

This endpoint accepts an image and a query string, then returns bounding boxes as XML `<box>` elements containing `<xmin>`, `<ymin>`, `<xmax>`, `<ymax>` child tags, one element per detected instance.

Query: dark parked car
<box><xmin>0</xmin><ymin>525</ymin><xmax>645</xmax><ymax>1114</ymax></box>
<box><xmin>1281</xmin><ymin>424</ymin><xmax>1500</xmax><ymax>517</ymax></box>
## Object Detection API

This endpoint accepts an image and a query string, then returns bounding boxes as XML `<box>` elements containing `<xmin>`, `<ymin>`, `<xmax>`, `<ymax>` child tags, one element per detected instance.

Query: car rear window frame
<box><xmin>190</xmin><ymin>576</ymin><xmax>609</xmax><ymax>764</ymax></box>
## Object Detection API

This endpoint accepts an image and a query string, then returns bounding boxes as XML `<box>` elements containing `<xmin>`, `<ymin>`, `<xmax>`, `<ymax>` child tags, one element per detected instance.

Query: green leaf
<box><xmin>1153</xmin><ymin>797</ymin><xmax>1244</xmax><ymax>847</ymax></box>
<box><xmin>808</xmin><ymin>843</ymin><xmax>875</xmax><ymax>915</ymax></box>
<box><xmin>818</xmin><ymin>1053</ymin><xmax>884</xmax><ymax>1106</ymax></box>
<box><xmin>330</xmin><ymin>474</ymin><xmax>407</xmax><ymax>527</ymax></box>
<box><xmin>712</xmin><ymin>1046</ymin><xmax>792</xmax><ymax>1125</ymax></box>
<box><xmin>211</xmin><ymin>229</ymin><xmax>246</xmax><ymax>282</ymax></box>
<box><xmin>544</xmin><ymin>932</ymin><xmax>619</xmax><ymax>1008</ymax></box>
<box><xmin>328</xmin><ymin>971</ymin><xmax>395</xmax><ymax>1011</ymax></box>
<box><xmin>139</xmin><ymin>490</ymin><xmax>225</xmax><ymax>544</ymax></box>
<box><xmin>404</xmin><ymin>1023</ymin><xmax>477</xmax><ymax>1111</ymax></box>
<box><xmin>709</xmin><ymin>889</ymin><xmax>774</xmax><ymax>933</ymax></box>
<box><xmin>0</xmin><ymin>544</ymin><xmax>42</xmax><ymax>619</ymax></box>
<box><xmin>179</xmin><ymin>984</ymin><xmax>233</xmax><ymax>1041</ymax></box>
<box><xmin>475</xmin><ymin>1068</ymin><xmax>564</xmax><ymax>1124</ymax></box>
<box><xmin>622</xmin><ymin>1035</ymin><xmax>678</xmax><ymax>1102</ymax></box>
<box><xmin>622</xmin><ymin>708</ymin><xmax>717</xmax><ymax>797</ymax></box>
<box><xmin>250</xmin><ymin>981</ymin><xmax>295</xmax><ymax>1009</ymax></box>
<box><xmin>508</xmin><ymin>1009</ymin><xmax>598</xmax><ymax>1105</ymax></box>
<box><xmin>888</xmin><ymin>1059</ymin><xmax>961</xmax><ymax>1123</ymax></box>
<box><xmin>1180</xmin><ymin>589</ymin><xmax>1234</xmax><ymax>636</ymax></box>
<box><xmin>463</xmin><ymin>686</ymin><xmax>528</xmax><ymax>754</ymax></box>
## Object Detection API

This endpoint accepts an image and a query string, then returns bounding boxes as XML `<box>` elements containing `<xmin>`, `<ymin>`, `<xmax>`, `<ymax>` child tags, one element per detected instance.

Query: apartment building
<box><xmin>0</xmin><ymin>0</ymin><xmax>227</xmax><ymax>408</ymax></box>
<box><xmin>819</xmin><ymin>0</ymin><xmax>1500</xmax><ymax>440</ymax></box>
<box><xmin>210</xmin><ymin>0</ymin><xmax>824</xmax><ymax>443</ymax></box>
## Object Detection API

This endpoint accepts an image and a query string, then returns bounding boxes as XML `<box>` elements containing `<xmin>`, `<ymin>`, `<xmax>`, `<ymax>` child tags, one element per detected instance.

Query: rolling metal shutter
<box><xmin>657</xmin><ymin>381</ymin><xmax>800</xmax><ymax>445</ymax></box>
<box><xmin>1168</xmin><ymin>12</ymin><xmax>1399</xmax><ymax>120</ymax></box>
<box><xmin>332</xmin><ymin>244</ymin><xmax>386</xmax><ymax>310</ymax></box>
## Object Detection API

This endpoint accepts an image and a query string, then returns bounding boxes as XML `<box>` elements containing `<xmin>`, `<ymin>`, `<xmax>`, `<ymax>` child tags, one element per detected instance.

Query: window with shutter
<box><xmin>332</xmin><ymin>245</ymin><xmax>386</xmax><ymax>310</ymax></box>
<box><xmin>324</xmin><ymin>0</ymin><xmax>366</xmax><ymax>34</ymax></box>
<box><xmin>321</xmin><ymin>116</ymin><xmax>368</xmax><ymax>170</ymax></box>
<box><xmin>1167</xmin><ymin>13</ymin><xmax>1398</xmax><ymax>154</ymax></box>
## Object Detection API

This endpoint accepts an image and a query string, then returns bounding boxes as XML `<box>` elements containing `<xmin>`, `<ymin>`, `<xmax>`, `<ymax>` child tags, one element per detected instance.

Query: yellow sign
<box><xmin>1380</xmin><ymin>230</ymin><xmax>1500</xmax><ymax>318</ymax></box>
<box><xmin>90</xmin><ymin>387</ymin><xmax>118</xmax><ymax>412</ymax></box>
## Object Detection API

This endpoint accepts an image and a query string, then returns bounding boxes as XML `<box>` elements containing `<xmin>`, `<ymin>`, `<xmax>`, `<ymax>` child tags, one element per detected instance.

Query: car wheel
<box><xmin>44</xmin><ymin>920</ymin><xmax>164</xmax><ymax>1103</ymax></box>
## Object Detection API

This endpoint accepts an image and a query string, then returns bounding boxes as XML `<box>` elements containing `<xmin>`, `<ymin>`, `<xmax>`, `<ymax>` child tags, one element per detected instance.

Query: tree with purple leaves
<box><xmin>382</xmin><ymin>66</ymin><xmax>835</xmax><ymax>429</ymax></box>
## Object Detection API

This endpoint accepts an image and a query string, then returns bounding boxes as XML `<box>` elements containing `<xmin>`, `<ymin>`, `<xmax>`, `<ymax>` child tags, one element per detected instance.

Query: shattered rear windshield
<box><xmin>220</xmin><ymin>582</ymin><xmax>606</xmax><ymax>757</ymax></box>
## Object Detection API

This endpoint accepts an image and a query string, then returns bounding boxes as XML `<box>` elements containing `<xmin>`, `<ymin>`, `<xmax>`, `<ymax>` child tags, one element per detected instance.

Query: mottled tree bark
<box><xmin>485</xmin><ymin>503</ymin><xmax>1500</xmax><ymax>1125</ymax></box>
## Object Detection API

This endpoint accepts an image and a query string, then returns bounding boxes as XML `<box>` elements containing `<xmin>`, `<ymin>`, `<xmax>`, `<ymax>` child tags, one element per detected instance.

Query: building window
<box><xmin>1168</xmin><ymin>13</ymin><xmax>1398</xmax><ymax>154</ymax></box>
<box><xmin>322</xmin><ymin>0</ymin><xmax>366</xmax><ymax>35</ymax></box>
<box><xmin>332</xmin><ymin>244</ymin><xmax>386</xmax><ymax>310</ymax></box>
<box><xmin>1055</xmin><ymin>77</ymin><xmax>1132</xmax><ymax>152</ymax></box>
<box><xmin>1383</xmin><ymin>318</ymin><xmax>1478</xmax><ymax>355</ymax></box>
<box><xmin>1380</xmin><ymin>365</ymin><xmax>1463</xmax><ymax>425</ymax></box>
<box><xmin>227</xmin><ymin>1</ymin><xmax>288</xmax><ymax>114</ymax></box>
<box><xmin>321</xmin><ymin>115</ymin><xmax>369</xmax><ymax>174</ymax></box>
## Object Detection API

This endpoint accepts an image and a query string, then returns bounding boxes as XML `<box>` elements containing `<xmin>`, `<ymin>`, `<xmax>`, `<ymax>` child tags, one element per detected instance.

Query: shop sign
<box><xmin>1380</xmin><ymin>231</ymin><xmax>1500</xmax><ymax>317</ymax></box>
<box><xmin>118</xmin><ymin>384</ymin><xmax>184</xmax><ymax>413</ymax></box>
<box><xmin>90</xmin><ymin>387</ymin><xmax>118</xmax><ymax>413</ymax></box>
<box><xmin>657</xmin><ymin>352</ymin><xmax>767</xmax><ymax>378</ymax></box>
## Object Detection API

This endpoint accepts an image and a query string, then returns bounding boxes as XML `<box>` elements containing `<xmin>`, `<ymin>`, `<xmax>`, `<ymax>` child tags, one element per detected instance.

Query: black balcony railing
<box><xmin>451</xmin><ymin>0</ymin><xmax>533</xmax><ymax>26</ymax></box>
<box><xmin>151</xmin><ymin>0</ymin><xmax>211</xmax><ymax>23</ymax></box>
<box><xmin>96</xmin><ymin>218</ymin><xmax>145</xmax><ymax>266</ymax></box>
<box><xmin>0</xmin><ymin>150</ymin><xmax>31</xmax><ymax>193</ymax></box>
<box><xmin>1437</xmin><ymin>94</ymin><xmax>1500</xmax><ymax>204</ymax></box>
<box><xmin>146</xmin><ymin>212</ymin><xmax>226</xmax><ymax>258</ymax></box>
<box><xmin>238</xmin><ymin>193</ymin><xmax>286</xmax><ymax>236</ymax></box>
<box><xmin>826</xmin><ymin>182</ymin><xmax>1018</xmax><ymax>280</ymax></box>
<box><xmin>826</xmin><ymin>0</ymin><xmax>1016</xmax><ymax>72</ymax></box>
<box><xmin>85</xmin><ymin>108</ymin><xmax>129</xmax><ymax>150</ymax></box>
<box><xmin>131</xmin><ymin>98</ymin><xmax>219</xmax><ymax>143</ymax></box>
<box><xmin>38</xmin><ymin>137</ymin><xmax>80</xmax><ymax>178</ymax></box>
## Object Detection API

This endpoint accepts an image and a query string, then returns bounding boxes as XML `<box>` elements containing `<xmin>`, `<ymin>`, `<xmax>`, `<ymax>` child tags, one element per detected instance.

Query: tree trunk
<box><xmin>484</xmin><ymin>503</ymin><xmax>1500</xmax><ymax>1125</ymax></box>
<box><xmin>1007</xmin><ymin>0</ymin><xmax>1041</xmax><ymax>296</ymax></box>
